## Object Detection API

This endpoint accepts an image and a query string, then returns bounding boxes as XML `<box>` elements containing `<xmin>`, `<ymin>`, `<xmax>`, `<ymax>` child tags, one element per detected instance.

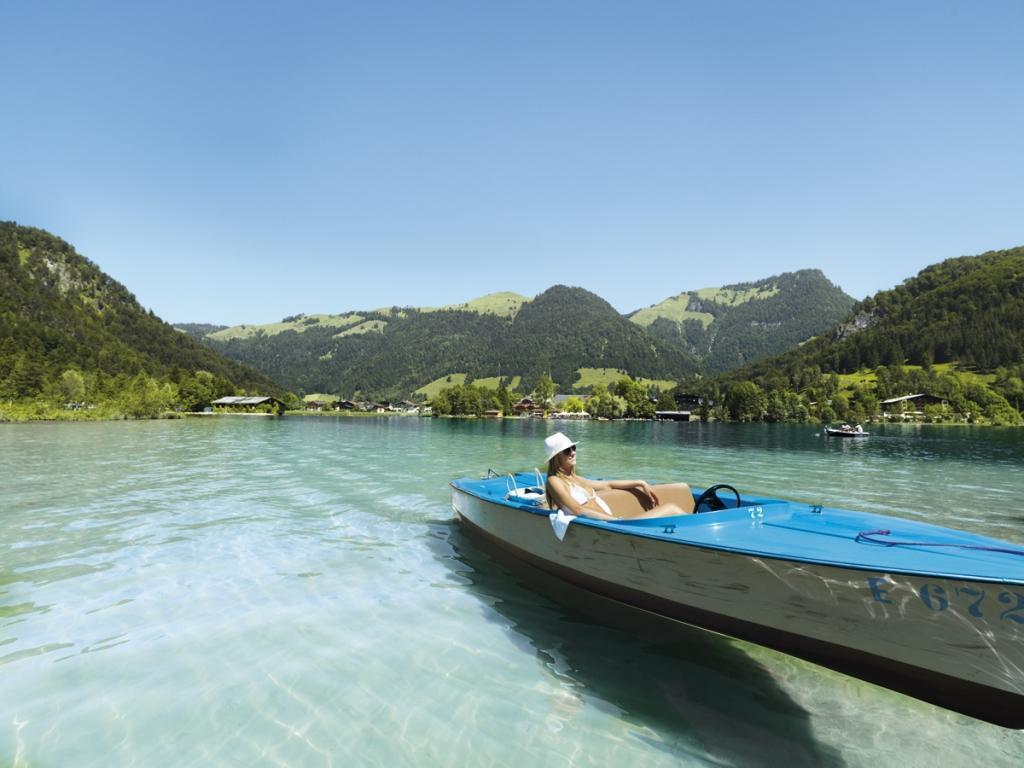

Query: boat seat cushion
<box><xmin>597</xmin><ymin>483</ymin><xmax>694</xmax><ymax>518</ymax></box>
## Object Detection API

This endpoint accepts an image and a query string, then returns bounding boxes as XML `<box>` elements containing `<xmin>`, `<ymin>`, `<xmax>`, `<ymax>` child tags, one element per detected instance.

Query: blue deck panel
<box><xmin>452</xmin><ymin>473</ymin><xmax>1024</xmax><ymax>584</ymax></box>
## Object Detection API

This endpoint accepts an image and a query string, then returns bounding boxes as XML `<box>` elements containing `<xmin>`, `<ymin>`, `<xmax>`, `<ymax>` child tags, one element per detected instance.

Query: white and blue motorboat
<box><xmin>824</xmin><ymin>426</ymin><xmax>870</xmax><ymax>437</ymax></box>
<box><xmin>450</xmin><ymin>472</ymin><xmax>1024</xmax><ymax>728</ymax></box>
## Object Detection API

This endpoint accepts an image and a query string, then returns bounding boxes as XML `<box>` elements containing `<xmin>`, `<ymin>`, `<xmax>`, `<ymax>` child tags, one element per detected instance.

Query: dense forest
<box><xmin>189</xmin><ymin>274</ymin><xmax>853</xmax><ymax>399</ymax></box>
<box><xmin>0</xmin><ymin>222</ymin><xmax>289</xmax><ymax>420</ymax></box>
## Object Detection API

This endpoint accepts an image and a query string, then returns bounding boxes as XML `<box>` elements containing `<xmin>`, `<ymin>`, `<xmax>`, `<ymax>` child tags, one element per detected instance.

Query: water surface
<box><xmin>2</xmin><ymin>418</ymin><xmax>1023</xmax><ymax>766</ymax></box>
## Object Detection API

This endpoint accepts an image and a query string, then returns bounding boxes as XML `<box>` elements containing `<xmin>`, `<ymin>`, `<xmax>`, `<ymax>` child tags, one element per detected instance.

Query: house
<box><xmin>304</xmin><ymin>400</ymin><xmax>325</xmax><ymax>411</ymax></box>
<box><xmin>513</xmin><ymin>397</ymin><xmax>535</xmax><ymax>413</ymax></box>
<box><xmin>880</xmin><ymin>393</ymin><xmax>947</xmax><ymax>418</ymax></box>
<box><xmin>674</xmin><ymin>393</ymin><xmax>707</xmax><ymax>410</ymax></box>
<box><xmin>483</xmin><ymin>409</ymin><xmax>503</xmax><ymax>418</ymax></box>
<box><xmin>513</xmin><ymin>397</ymin><xmax>546</xmax><ymax>416</ymax></box>
<box><xmin>334</xmin><ymin>400</ymin><xmax>358</xmax><ymax>410</ymax></box>
<box><xmin>549</xmin><ymin>411</ymin><xmax>591</xmax><ymax>420</ymax></box>
<box><xmin>211</xmin><ymin>396</ymin><xmax>286</xmax><ymax>415</ymax></box>
<box><xmin>655</xmin><ymin>410</ymin><xmax>691</xmax><ymax>421</ymax></box>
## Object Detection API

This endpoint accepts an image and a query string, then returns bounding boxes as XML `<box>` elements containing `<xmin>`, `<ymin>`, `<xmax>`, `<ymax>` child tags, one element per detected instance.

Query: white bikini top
<box><xmin>566</xmin><ymin>481</ymin><xmax>612</xmax><ymax>516</ymax></box>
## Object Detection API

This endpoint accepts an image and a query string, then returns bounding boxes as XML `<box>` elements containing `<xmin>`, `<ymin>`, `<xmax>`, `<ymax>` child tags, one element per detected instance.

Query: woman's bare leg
<box><xmin>627</xmin><ymin>502</ymin><xmax>688</xmax><ymax>519</ymax></box>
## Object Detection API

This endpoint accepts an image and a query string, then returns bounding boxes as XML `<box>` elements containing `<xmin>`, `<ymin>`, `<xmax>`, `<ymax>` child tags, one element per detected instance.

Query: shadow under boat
<box><xmin>427</xmin><ymin>521</ymin><xmax>847</xmax><ymax>768</ymax></box>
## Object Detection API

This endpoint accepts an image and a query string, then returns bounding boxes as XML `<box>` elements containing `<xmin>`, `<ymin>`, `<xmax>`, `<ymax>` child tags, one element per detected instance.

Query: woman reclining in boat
<box><xmin>543</xmin><ymin>432</ymin><xmax>690</xmax><ymax>520</ymax></box>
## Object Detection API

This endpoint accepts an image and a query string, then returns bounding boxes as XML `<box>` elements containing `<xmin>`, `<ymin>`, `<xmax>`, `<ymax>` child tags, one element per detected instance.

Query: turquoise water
<box><xmin>2</xmin><ymin>417</ymin><xmax>1023</xmax><ymax>767</ymax></box>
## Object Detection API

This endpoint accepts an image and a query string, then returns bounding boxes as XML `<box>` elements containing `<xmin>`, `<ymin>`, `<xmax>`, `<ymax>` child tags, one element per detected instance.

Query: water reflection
<box><xmin>429</xmin><ymin>522</ymin><xmax>846</xmax><ymax>768</ymax></box>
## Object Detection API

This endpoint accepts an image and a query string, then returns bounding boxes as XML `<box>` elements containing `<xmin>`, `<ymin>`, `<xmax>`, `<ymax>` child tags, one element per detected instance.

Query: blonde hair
<box><xmin>545</xmin><ymin>455</ymin><xmax>574</xmax><ymax>509</ymax></box>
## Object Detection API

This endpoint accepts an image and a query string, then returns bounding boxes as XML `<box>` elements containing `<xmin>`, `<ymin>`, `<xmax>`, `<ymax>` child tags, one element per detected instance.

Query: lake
<box><xmin>2</xmin><ymin>417</ymin><xmax>1023</xmax><ymax>767</ymax></box>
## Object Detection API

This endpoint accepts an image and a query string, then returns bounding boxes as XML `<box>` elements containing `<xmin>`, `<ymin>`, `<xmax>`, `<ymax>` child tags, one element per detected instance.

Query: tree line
<box><xmin>431</xmin><ymin>374</ymin><xmax>678</xmax><ymax>420</ymax></box>
<box><xmin>692</xmin><ymin>363</ymin><xmax>1023</xmax><ymax>426</ymax></box>
<box><xmin>429</xmin><ymin>363</ymin><xmax>1024</xmax><ymax>426</ymax></box>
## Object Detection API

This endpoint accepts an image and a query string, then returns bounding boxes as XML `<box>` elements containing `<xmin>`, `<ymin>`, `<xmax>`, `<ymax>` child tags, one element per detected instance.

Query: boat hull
<box><xmin>451</xmin><ymin>485</ymin><xmax>1024</xmax><ymax>728</ymax></box>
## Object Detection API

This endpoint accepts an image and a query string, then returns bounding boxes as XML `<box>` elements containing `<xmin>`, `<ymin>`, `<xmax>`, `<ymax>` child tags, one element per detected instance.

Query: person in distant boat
<box><xmin>854</xmin><ymin>424</ymin><xmax>864</xmax><ymax>432</ymax></box>
<box><xmin>543</xmin><ymin>432</ymin><xmax>688</xmax><ymax>520</ymax></box>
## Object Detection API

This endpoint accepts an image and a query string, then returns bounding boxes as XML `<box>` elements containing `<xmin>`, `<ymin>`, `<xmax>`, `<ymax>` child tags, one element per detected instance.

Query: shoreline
<box><xmin>2</xmin><ymin>412</ymin><xmax>1018</xmax><ymax>428</ymax></box>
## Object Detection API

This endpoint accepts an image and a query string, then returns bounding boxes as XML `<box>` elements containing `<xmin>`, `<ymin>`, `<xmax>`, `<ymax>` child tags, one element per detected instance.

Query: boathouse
<box><xmin>655</xmin><ymin>410</ymin><xmax>692</xmax><ymax>421</ymax></box>
<box><xmin>880</xmin><ymin>393</ymin><xmax>946</xmax><ymax>418</ymax></box>
<box><xmin>211</xmin><ymin>396</ymin><xmax>286</xmax><ymax>415</ymax></box>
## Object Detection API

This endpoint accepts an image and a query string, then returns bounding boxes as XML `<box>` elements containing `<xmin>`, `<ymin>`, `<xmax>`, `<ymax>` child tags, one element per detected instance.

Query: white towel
<box><xmin>549</xmin><ymin>510</ymin><xmax>577</xmax><ymax>541</ymax></box>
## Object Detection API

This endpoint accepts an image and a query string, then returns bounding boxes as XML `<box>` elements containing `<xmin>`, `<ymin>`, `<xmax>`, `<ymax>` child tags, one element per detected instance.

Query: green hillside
<box><xmin>700</xmin><ymin>247</ymin><xmax>1024</xmax><ymax>425</ymax></box>
<box><xmin>199</xmin><ymin>285</ymin><xmax>701</xmax><ymax>399</ymax></box>
<box><xmin>415</xmin><ymin>374</ymin><xmax>469</xmax><ymax>399</ymax></box>
<box><xmin>192</xmin><ymin>272</ymin><xmax>853</xmax><ymax>400</ymax></box>
<box><xmin>630</xmin><ymin>294</ymin><xmax>715</xmax><ymax>329</ymax></box>
<box><xmin>573</xmin><ymin>367</ymin><xmax>676</xmax><ymax>391</ymax></box>
<box><xmin>206</xmin><ymin>313</ymin><xmax>366</xmax><ymax>341</ymax></box>
<box><xmin>175</xmin><ymin>322</ymin><xmax>227</xmax><ymax>338</ymax></box>
<box><xmin>185</xmin><ymin>292</ymin><xmax>529</xmax><ymax>347</ymax></box>
<box><xmin>631</xmin><ymin>270</ymin><xmax>855</xmax><ymax>374</ymax></box>
<box><xmin>435</xmin><ymin>291</ymin><xmax>529</xmax><ymax>317</ymax></box>
<box><xmin>0</xmin><ymin>223</ymin><xmax>288</xmax><ymax>419</ymax></box>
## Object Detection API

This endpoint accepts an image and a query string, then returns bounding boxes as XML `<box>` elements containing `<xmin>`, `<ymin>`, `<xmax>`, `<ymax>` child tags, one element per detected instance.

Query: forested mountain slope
<box><xmin>198</xmin><ymin>286</ymin><xmax>699</xmax><ymax>399</ymax></box>
<box><xmin>189</xmin><ymin>272</ymin><xmax>854</xmax><ymax>399</ymax></box>
<box><xmin>0</xmin><ymin>223</ymin><xmax>286</xmax><ymax>411</ymax></box>
<box><xmin>504</xmin><ymin>286</ymin><xmax>697</xmax><ymax>386</ymax></box>
<box><xmin>209</xmin><ymin>307</ymin><xmax>513</xmax><ymax>397</ymax></box>
<box><xmin>631</xmin><ymin>270</ymin><xmax>855</xmax><ymax>373</ymax></box>
<box><xmin>716</xmin><ymin>246</ymin><xmax>1024</xmax><ymax>388</ymax></box>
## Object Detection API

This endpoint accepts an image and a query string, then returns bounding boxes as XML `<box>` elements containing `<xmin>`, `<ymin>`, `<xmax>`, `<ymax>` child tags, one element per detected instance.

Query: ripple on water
<box><xmin>2</xmin><ymin>418</ymin><xmax>1024</xmax><ymax>767</ymax></box>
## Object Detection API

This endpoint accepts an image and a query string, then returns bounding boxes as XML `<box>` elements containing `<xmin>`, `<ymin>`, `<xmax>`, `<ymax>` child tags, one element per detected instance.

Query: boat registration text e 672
<box><xmin>868</xmin><ymin>577</ymin><xmax>1024</xmax><ymax>623</ymax></box>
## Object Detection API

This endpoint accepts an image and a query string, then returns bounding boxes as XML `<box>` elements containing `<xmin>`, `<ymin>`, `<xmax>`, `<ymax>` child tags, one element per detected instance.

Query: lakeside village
<box><xmin>11</xmin><ymin>366</ymin><xmax>1020</xmax><ymax>425</ymax></box>
<box><xmin>203</xmin><ymin>363</ymin><xmax>1022</xmax><ymax>425</ymax></box>
<box><xmin>209</xmin><ymin>390</ymin><xmax>967</xmax><ymax>425</ymax></box>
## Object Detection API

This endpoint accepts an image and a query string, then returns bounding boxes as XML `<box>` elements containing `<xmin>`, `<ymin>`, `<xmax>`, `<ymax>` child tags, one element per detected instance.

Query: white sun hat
<box><xmin>544</xmin><ymin>432</ymin><xmax>578</xmax><ymax>462</ymax></box>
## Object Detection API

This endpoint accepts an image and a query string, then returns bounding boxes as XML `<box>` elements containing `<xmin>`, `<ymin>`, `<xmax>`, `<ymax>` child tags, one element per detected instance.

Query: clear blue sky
<box><xmin>3</xmin><ymin>1</ymin><xmax>1022</xmax><ymax>325</ymax></box>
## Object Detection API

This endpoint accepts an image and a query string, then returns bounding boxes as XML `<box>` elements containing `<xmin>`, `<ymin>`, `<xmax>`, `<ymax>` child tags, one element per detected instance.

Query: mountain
<box><xmin>197</xmin><ymin>303</ymin><xmax>509</xmax><ymax>398</ymax></box>
<box><xmin>0</xmin><ymin>222</ymin><xmax>287</xmax><ymax>412</ymax></box>
<box><xmin>193</xmin><ymin>287</ymin><xmax>698</xmax><ymax>399</ymax></box>
<box><xmin>721</xmin><ymin>246</ymin><xmax>1024</xmax><ymax>383</ymax></box>
<box><xmin>692</xmin><ymin>246</ymin><xmax>1024</xmax><ymax>425</ymax></box>
<box><xmin>629</xmin><ymin>270</ymin><xmax>855</xmax><ymax>373</ymax></box>
<box><xmin>189</xmin><ymin>272</ymin><xmax>852</xmax><ymax>399</ymax></box>
<box><xmin>505</xmin><ymin>286</ymin><xmax>697</xmax><ymax>385</ymax></box>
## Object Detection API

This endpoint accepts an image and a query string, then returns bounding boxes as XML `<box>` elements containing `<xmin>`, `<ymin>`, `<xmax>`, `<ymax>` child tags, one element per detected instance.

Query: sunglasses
<box><xmin>562</xmin><ymin>445</ymin><xmax>577</xmax><ymax>456</ymax></box>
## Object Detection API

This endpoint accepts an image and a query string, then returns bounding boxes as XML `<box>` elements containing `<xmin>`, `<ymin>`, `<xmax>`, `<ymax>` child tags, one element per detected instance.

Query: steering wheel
<box><xmin>694</xmin><ymin>484</ymin><xmax>741</xmax><ymax>513</ymax></box>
